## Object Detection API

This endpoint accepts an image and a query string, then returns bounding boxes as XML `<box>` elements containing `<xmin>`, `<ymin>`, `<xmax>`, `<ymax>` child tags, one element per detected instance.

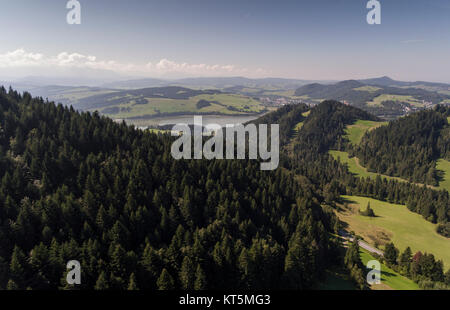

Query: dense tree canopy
<box><xmin>356</xmin><ymin>107</ymin><xmax>450</xmax><ymax>186</ymax></box>
<box><xmin>0</xmin><ymin>87</ymin><xmax>339</xmax><ymax>290</ymax></box>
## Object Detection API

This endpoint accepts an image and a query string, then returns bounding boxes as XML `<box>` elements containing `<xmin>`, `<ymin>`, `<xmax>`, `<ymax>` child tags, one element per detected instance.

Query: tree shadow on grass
<box><xmin>436</xmin><ymin>168</ymin><xmax>445</xmax><ymax>186</ymax></box>
<box><xmin>364</xmin><ymin>266</ymin><xmax>396</xmax><ymax>279</ymax></box>
<box><xmin>339</xmin><ymin>196</ymin><xmax>357</xmax><ymax>205</ymax></box>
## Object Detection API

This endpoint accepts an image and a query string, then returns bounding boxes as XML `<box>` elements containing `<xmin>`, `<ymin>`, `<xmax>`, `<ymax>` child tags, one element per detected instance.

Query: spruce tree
<box><xmin>157</xmin><ymin>268</ymin><xmax>175</xmax><ymax>290</ymax></box>
<box><xmin>179</xmin><ymin>256</ymin><xmax>195</xmax><ymax>290</ymax></box>
<box><xmin>194</xmin><ymin>264</ymin><xmax>207</xmax><ymax>290</ymax></box>
<box><xmin>127</xmin><ymin>273</ymin><xmax>138</xmax><ymax>290</ymax></box>
<box><xmin>384</xmin><ymin>242</ymin><xmax>399</xmax><ymax>266</ymax></box>
<box><xmin>94</xmin><ymin>272</ymin><xmax>109</xmax><ymax>290</ymax></box>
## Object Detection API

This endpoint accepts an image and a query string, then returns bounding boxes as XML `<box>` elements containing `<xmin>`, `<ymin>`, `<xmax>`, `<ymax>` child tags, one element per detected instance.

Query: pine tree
<box><xmin>94</xmin><ymin>272</ymin><xmax>109</xmax><ymax>290</ymax></box>
<box><xmin>9</xmin><ymin>246</ymin><xmax>27</xmax><ymax>288</ymax></box>
<box><xmin>6</xmin><ymin>279</ymin><xmax>19</xmax><ymax>290</ymax></box>
<box><xmin>179</xmin><ymin>256</ymin><xmax>195</xmax><ymax>290</ymax></box>
<box><xmin>194</xmin><ymin>264</ymin><xmax>207</xmax><ymax>290</ymax></box>
<box><xmin>127</xmin><ymin>273</ymin><xmax>139</xmax><ymax>290</ymax></box>
<box><xmin>399</xmin><ymin>246</ymin><xmax>412</xmax><ymax>270</ymax></box>
<box><xmin>384</xmin><ymin>242</ymin><xmax>399</xmax><ymax>266</ymax></box>
<box><xmin>157</xmin><ymin>268</ymin><xmax>175</xmax><ymax>290</ymax></box>
<box><xmin>360</xmin><ymin>202</ymin><xmax>375</xmax><ymax>217</ymax></box>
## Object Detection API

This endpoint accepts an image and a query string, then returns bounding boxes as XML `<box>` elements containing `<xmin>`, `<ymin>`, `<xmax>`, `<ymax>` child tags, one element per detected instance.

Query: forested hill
<box><xmin>282</xmin><ymin>101</ymin><xmax>449</xmax><ymax>239</ymax></box>
<box><xmin>0</xmin><ymin>86</ymin><xmax>339</xmax><ymax>290</ymax></box>
<box><xmin>250</xmin><ymin>103</ymin><xmax>310</xmax><ymax>146</ymax></box>
<box><xmin>294</xmin><ymin>100</ymin><xmax>379</xmax><ymax>154</ymax></box>
<box><xmin>355</xmin><ymin>106</ymin><xmax>450</xmax><ymax>186</ymax></box>
<box><xmin>294</xmin><ymin>80</ymin><xmax>450</xmax><ymax>119</ymax></box>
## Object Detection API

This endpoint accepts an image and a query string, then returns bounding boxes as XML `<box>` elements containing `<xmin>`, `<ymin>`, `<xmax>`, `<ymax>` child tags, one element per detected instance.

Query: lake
<box><xmin>117</xmin><ymin>113</ymin><xmax>269</xmax><ymax>129</ymax></box>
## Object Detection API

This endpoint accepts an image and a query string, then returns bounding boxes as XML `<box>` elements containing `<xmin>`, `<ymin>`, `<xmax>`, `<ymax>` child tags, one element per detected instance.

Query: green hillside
<box><xmin>294</xmin><ymin>80</ymin><xmax>450</xmax><ymax>119</ymax></box>
<box><xmin>360</xmin><ymin>249</ymin><xmax>419</xmax><ymax>290</ymax></box>
<box><xmin>355</xmin><ymin>108</ymin><xmax>450</xmax><ymax>186</ymax></box>
<box><xmin>344</xmin><ymin>120</ymin><xmax>388</xmax><ymax>145</ymax></box>
<box><xmin>330</xmin><ymin>150</ymin><xmax>407</xmax><ymax>183</ymax></box>
<box><xmin>436</xmin><ymin>159</ymin><xmax>450</xmax><ymax>191</ymax></box>
<box><xmin>99</xmin><ymin>93</ymin><xmax>266</xmax><ymax>118</ymax></box>
<box><xmin>66</xmin><ymin>86</ymin><xmax>269</xmax><ymax>119</ymax></box>
<box><xmin>0</xmin><ymin>87</ymin><xmax>337</xmax><ymax>290</ymax></box>
<box><xmin>340</xmin><ymin>196</ymin><xmax>450</xmax><ymax>268</ymax></box>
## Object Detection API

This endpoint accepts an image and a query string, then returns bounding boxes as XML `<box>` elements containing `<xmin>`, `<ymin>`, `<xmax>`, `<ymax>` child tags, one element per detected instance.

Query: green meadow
<box><xmin>329</xmin><ymin>150</ymin><xmax>404</xmax><ymax>182</ymax></box>
<box><xmin>99</xmin><ymin>93</ymin><xmax>265</xmax><ymax>118</ymax></box>
<box><xmin>330</xmin><ymin>150</ymin><xmax>448</xmax><ymax>192</ymax></box>
<box><xmin>367</xmin><ymin>94</ymin><xmax>423</xmax><ymax>107</ymax></box>
<box><xmin>341</xmin><ymin>195</ymin><xmax>450</xmax><ymax>268</ymax></box>
<box><xmin>360</xmin><ymin>249</ymin><xmax>419</xmax><ymax>290</ymax></box>
<box><xmin>344</xmin><ymin>119</ymin><xmax>387</xmax><ymax>145</ymax></box>
<box><xmin>436</xmin><ymin>159</ymin><xmax>450</xmax><ymax>192</ymax></box>
<box><xmin>294</xmin><ymin>121</ymin><xmax>304</xmax><ymax>131</ymax></box>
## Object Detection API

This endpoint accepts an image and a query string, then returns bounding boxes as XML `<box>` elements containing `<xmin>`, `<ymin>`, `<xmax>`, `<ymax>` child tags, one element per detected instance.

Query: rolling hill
<box><xmin>294</xmin><ymin>79</ymin><xmax>450</xmax><ymax>119</ymax></box>
<box><xmin>274</xmin><ymin>100</ymin><xmax>450</xmax><ymax>289</ymax></box>
<box><xmin>354</xmin><ymin>107</ymin><xmax>450</xmax><ymax>186</ymax></box>
<box><xmin>73</xmin><ymin>86</ymin><xmax>267</xmax><ymax>119</ymax></box>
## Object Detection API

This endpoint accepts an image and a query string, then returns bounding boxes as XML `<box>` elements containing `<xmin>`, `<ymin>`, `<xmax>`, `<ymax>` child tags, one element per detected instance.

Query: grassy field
<box><xmin>360</xmin><ymin>249</ymin><xmax>419</xmax><ymax>290</ymax></box>
<box><xmin>99</xmin><ymin>93</ymin><xmax>265</xmax><ymax>118</ymax></box>
<box><xmin>328</xmin><ymin>150</ymin><xmax>440</xmax><ymax>190</ymax></box>
<box><xmin>436</xmin><ymin>159</ymin><xmax>450</xmax><ymax>192</ymax></box>
<box><xmin>344</xmin><ymin>120</ymin><xmax>388</xmax><ymax>145</ymax></box>
<box><xmin>339</xmin><ymin>195</ymin><xmax>450</xmax><ymax>268</ymax></box>
<box><xmin>294</xmin><ymin>122</ymin><xmax>304</xmax><ymax>131</ymax></box>
<box><xmin>367</xmin><ymin>94</ymin><xmax>423</xmax><ymax>107</ymax></box>
<box><xmin>330</xmin><ymin>150</ymin><xmax>405</xmax><ymax>182</ymax></box>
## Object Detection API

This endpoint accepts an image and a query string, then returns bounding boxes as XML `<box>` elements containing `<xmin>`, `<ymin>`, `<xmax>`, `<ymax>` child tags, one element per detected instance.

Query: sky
<box><xmin>1</xmin><ymin>0</ymin><xmax>450</xmax><ymax>82</ymax></box>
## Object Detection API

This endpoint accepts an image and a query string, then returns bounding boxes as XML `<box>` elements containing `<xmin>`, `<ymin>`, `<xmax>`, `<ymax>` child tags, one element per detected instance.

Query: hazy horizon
<box><xmin>1</xmin><ymin>0</ymin><xmax>450</xmax><ymax>83</ymax></box>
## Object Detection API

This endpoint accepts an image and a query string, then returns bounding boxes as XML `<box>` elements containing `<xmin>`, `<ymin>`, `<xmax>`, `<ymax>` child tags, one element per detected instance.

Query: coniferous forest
<box><xmin>356</xmin><ymin>107</ymin><xmax>450</xmax><ymax>186</ymax></box>
<box><xmin>0</xmin><ymin>87</ymin><xmax>339</xmax><ymax>290</ymax></box>
<box><xmin>0</xmin><ymin>87</ymin><xmax>449</xmax><ymax>290</ymax></box>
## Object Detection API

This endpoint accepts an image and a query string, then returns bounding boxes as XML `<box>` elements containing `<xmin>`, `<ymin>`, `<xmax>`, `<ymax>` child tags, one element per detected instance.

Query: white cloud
<box><xmin>0</xmin><ymin>48</ymin><xmax>263</xmax><ymax>77</ymax></box>
<box><xmin>144</xmin><ymin>59</ymin><xmax>239</xmax><ymax>75</ymax></box>
<box><xmin>0</xmin><ymin>49</ymin><xmax>44</xmax><ymax>67</ymax></box>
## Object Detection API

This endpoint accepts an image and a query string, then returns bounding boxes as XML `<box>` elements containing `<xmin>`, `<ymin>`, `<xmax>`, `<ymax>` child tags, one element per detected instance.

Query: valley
<box><xmin>0</xmin><ymin>84</ymin><xmax>449</xmax><ymax>291</ymax></box>
<box><xmin>9</xmin><ymin>76</ymin><xmax>450</xmax><ymax>130</ymax></box>
<box><xmin>3</xmin><ymin>0</ymin><xmax>450</xmax><ymax>296</ymax></box>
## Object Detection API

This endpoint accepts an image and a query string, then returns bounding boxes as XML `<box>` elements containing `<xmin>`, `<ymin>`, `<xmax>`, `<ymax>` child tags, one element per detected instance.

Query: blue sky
<box><xmin>1</xmin><ymin>0</ymin><xmax>450</xmax><ymax>82</ymax></box>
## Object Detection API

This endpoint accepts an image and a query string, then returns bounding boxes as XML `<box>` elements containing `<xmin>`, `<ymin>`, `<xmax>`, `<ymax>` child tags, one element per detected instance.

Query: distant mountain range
<box><xmin>359</xmin><ymin>76</ymin><xmax>450</xmax><ymax>89</ymax></box>
<box><xmin>2</xmin><ymin>76</ymin><xmax>450</xmax><ymax>121</ymax></box>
